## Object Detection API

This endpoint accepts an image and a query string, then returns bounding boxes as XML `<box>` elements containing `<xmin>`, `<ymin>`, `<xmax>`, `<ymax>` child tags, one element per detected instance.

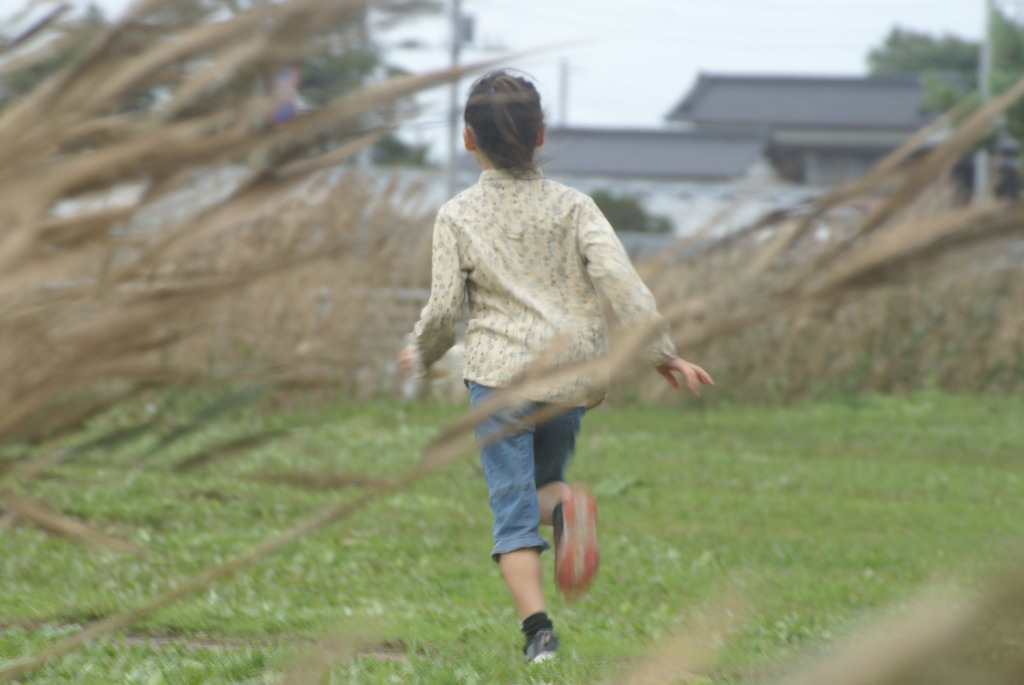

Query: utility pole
<box><xmin>974</xmin><ymin>0</ymin><xmax>994</xmax><ymax>203</ymax></box>
<box><xmin>559</xmin><ymin>58</ymin><xmax>569</xmax><ymax>127</ymax></box>
<box><xmin>445</xmin><ymin>0</ymin><xmax>464</xmax><ymax>200</ymax></box>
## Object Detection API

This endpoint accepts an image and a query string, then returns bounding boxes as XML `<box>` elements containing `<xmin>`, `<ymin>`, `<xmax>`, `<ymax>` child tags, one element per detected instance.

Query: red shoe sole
<box><xmin>555</xmin><ymin>484</ymin><xmax>599</xmax><ymax>598</ymax></box>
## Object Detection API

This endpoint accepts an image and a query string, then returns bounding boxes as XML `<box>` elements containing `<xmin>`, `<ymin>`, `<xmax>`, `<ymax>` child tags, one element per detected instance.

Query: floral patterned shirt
<box><xmin>412</xmin><ymin>168</ymin><xmax>677</xmax><ymax>407</ymax></box>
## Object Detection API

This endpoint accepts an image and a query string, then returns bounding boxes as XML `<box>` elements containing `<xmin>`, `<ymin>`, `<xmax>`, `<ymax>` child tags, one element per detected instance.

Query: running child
<box><xmin>401</xmin><ymin>69</ymin><xmax>713</xmax><ymax>663</ymax></box>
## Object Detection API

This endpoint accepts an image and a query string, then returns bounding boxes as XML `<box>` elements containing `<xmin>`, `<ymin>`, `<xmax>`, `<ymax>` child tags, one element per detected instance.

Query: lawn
<box><xmin>1</xmin><ymin>392</ymin><xmax>1023</xmax><ymax>683</ymax></box>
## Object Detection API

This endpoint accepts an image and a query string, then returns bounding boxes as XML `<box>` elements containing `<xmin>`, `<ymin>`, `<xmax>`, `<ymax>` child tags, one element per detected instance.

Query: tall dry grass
<box><xmin>0</xmin><ymin>2</ymin><xmax>470</xmax><ymax>673</ymax></box>
<box><xmin>2</xmin><ymin>0</ymin><xmax>1024</xmax><ymax>680</ymax></box>
<box><xmin>626</xmin><ymin>99</ymin><xmax>1024</xmax><ymax>404</ymax></box>
<box><xmin>630</xmin><ymin>204</ymin><xmax>1024</xmax><ymax>404</ymax></box>
<box><xmin>0</xmin><ymin>0</ymin><xmax>455</xmax><ymax>447</ymax></box>
<box><xmin>164</xmin><ymin>169</ymin><xmax>436</xmax><ymax>396</ymax></box>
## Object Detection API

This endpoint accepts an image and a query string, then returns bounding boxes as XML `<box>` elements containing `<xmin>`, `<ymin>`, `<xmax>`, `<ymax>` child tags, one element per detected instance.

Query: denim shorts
<box><xmin>468</xmin><ymin>382</ymin><xmax>585</xmax><ymax>561</ymax></box>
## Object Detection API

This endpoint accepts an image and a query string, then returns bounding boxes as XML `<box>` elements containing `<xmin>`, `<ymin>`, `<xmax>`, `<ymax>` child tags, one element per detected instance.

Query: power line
<box><xmin>555</xmin><ymin>0</ymin><xmax>971</xmax><ymax>10</ymax></box>
<box><xmin>386</xmin><ymin>0</ymin><xmax>975</xmax><ymax>58</ymax></box>
<box><xmin>485</xmin><ymin>0</ymin><xmax>971</xmax><ymax>14</ymax></box>
<box><xmin>476</xmin><ymin>0</ymin><xmax>973</xmax><ymax>47</ymax></box>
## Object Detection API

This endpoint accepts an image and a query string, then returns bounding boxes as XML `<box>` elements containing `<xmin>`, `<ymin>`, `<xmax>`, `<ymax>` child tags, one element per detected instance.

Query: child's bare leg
<box><xmin>499</xmin><ymin>483</ymin><xmax>569</xmax><ymax>621</ymax></box>
<box><xmin>498</xmin><ymin>548</ymin><xmax>546</xmax><ymax>620</ymax></box>
<box><xmin>536</xmin><ymin>481</ymin><xmax>570</xmax><ymax>525</ymax></box>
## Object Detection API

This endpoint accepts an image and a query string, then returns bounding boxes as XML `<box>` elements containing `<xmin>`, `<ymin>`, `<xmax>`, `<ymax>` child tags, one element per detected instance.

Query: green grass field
<box><xmin>2</xmin><ymin>392</ymin><xmax>1023</xmax><ymax>683</ymax></box>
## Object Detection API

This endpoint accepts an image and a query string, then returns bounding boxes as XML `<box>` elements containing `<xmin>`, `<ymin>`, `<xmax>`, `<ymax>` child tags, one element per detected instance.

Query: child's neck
<box><xmin>473</xmin><ymin>149</ymin><xmax>495</xmax><ymax>170</ymax></box>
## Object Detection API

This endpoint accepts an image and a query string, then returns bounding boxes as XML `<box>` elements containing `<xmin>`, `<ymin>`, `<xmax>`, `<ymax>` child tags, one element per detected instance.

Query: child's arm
<box><xmin>576</xmin><ymin>195</ymin><xmax>677</xmax><ymax>365</ymax></box>
<box><xmin>576</xmin><ymin>196</ymin><xmax>713</xmax><ymax>395</ymax></box>
<box><xmin>405</xmin><ymin>212</ymin><xmax>466</xmax><ymax>377</ymax></box>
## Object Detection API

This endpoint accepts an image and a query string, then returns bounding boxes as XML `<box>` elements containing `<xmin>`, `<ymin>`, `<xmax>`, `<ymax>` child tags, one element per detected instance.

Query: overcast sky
<box><xmin>64</xmin><ymin>0</ymin><xmax>988</xmax><ymax>158</ymax></box>
<box><xmin>384</xmin><ymin>0</ymin><xmax>986</xmax><ymax>152</ymax></box>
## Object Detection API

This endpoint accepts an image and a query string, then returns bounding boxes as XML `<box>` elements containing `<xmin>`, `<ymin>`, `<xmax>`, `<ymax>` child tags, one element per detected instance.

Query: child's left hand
<box><xmin>656</xmin><ymin>358</ymin><xmax>715</xmax><ymax>396</ymax></box>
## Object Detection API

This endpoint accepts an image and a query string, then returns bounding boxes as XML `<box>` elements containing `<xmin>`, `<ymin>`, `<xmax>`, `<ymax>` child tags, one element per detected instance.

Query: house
<box><xmin>455</xmin><ymin>74</ymin><xmax>942</xmax><ymax>192</ymax></box>
<box><xmin>665</xmin><ymin>73</ymin><xmax>936</xmax><ymax>186</ymax></box>
<box><xmin>454</xmin><ymin>124</ymin><xmax>817</xmax><ymax>242</ymax></box>
<box><xmin>538</xmin><ymin>126</ymin><xmax>772</xmax><ymax>182</ymax></box>
<box><xmin>536</xmin><ymin>126</ymin><xmax>817</xmax><ymax>245</ymax></box>
<box><xmin>447</xmin><ymin>73</ymin><xmax>947</xmax><ymax>239</ymax></box>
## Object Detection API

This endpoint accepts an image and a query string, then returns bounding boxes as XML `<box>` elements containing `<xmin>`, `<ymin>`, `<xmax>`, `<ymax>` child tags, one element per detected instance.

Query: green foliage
<box><xmin>590</xmin><ymin>189</ymin><xmax>672</xmax><ymax>234</ymax></box>
<box><xmin>867</xmin><ymin>12</ymin><xmax>1024</xmax><ymax>141</ymax></box>
<box><xmin>302</xmin><ymin>50</ymin><xmax>382</xmax><ymax>107</ymax></box>
<box><xmin>371</xmin><ymin>133</ymin><xmax>431</xmax><ymax>167</ymax></box>
<box><xmin>867</xmin><ymin>27</ymin><xmax>976</xmax><ymax>115</ymax></box>
<box><xmin>0</xmin><ymin>1</ymin><xmax>437</xmax><ymax>158</ymax></box>
<box><xmin>2</xmin><ymin>393</ymin><xmax>1024</xmax><ymax>682</ymax></box>
<box><xmin>867</xmin><ymin>27</ymin><xmax>978</xmax><ymax>83</ymax></box>
<box><xmin>990</xmin><ymin>9</ymin><xmax>1024</xmax><ymax>142</ymax></box>
<box><xmin>920</xmin><ymin>71</ymin><xmax>976</xmax><ymax>114</ymax></box>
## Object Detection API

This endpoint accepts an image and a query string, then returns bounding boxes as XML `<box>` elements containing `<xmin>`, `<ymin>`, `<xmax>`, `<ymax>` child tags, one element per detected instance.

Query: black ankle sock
<box><xmin>521</xmin><ymin>611</ymin><xmax>554</xmax><ymax>642</ymax></box>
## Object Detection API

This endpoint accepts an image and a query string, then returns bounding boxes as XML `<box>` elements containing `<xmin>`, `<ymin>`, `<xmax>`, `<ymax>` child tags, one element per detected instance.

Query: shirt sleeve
<box><xmin>576</xmin><ymin>195</ymin><xmax>678</xmax><ymax>366</ymax></box>
<box><xmin>412</xmin><ymin>210</ymin><xmax>466</xmax><ymax>373</ymax></box>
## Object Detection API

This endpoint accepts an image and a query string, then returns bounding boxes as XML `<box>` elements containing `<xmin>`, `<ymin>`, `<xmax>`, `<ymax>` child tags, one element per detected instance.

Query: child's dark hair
<box><xmin>464</xmin><ymin>70</ymin><xmax>544</xmax><ymax>174</ymax></box>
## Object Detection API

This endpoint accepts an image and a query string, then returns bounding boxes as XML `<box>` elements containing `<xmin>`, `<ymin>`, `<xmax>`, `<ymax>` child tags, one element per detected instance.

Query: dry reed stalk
<box><xmin>163</xmin><ymin>170</ymin><xmax>436</xmax><ymax>395</ymax></box>
<box><xmin>616</xmin><ymin>597</ymin><xmax>741</xmax><ymax>685</ymax></box>
<box><xmin>746</xmin><ymin>101</ymin><xmax>973</xmax><ymax>264</ymax></box>
<box><xmin>0</xmin><ymin>0</ymin><xmax>503</xmax><ymax>450</ymax></box>
<box><xmin>2</xmin><ymin>2</ymin><xmax>1023</xmax><ymax>681</ymax></box>
<box><xmin>0</xmin><ymin>377</ymin><xmax>591</xmax><ymax>681</ymax></box>
<box><xmin>6</xmin><ymin>53</ymin><xmax>1007</xmax><ymax>663</ymax></box>
<box><xmin>0</xmin><ymin>490</ymin><xmax>144</xmax><ymax>554</ymax></box>
<box><xmin>767</xmin><ymin>566</ymin><xmax>1024</xmax><ymax>685</ymax></box>
<box><xmin>274</xmin><ymin>628</ymin><xmax>387</xmax><ymax>685</ymax></box>
<box><xmin>0</xmin><ymin>2</ymin><xmax>670</xmax><ymax>680</ymax></box>
<box><xmin>171</xmin><ymin>429</ymin><xmax>289</xmax><ymax>471</ymax></box>
<box><xmin>0</xmin><ymin>484</ymin><xmax>398</xmax><ymax>681</ymax></box>
<box><xmin>0</xmin><ymin>3</ymin><xmax>509</xmax><ymax>631</ymax></box>
<box><xmin>590</xmin><ymin>83</ymin><xmax>1024</xmax><ymax>674</ymax></box>
<box><xmin>620</xmin><ymin>77</ymin><xmax>1024</xmax><ymax>404</ymax></box>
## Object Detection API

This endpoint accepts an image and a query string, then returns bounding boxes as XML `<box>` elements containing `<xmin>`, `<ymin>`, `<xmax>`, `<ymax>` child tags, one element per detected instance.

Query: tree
<box><xmin>200</xmin><ymin>0</ymin><xmax>438</xmax><ymax>166</ymax></box>
<box><xmin>0</xmin><ymin>0</ymin><xmax>438</xmax><ymax>166</ymax></box>
<box><xmin>868</xmin><ymin>27</ymin><xmax>978</xmax><ymax>82</ymax></box>
<box><xmin>990</xmin><ymin>7</ymin><xmax>1024</xmax><ymax>142</ymax></box>
<box><xmin>868</xmin><ymin>11</ymin><xmax>1024</xmax><ymax>146</ymax></box>
<box><xmin>590</xmin><ymin>190</ymin><xmax>672</xmax><ymax>234</ymax></box>
<box><xmin>868</xmin><ymin>27</ymin><xmax>977</xmax><ymax>114</ymax></box>
<box><xmin>371</xmin><ymin>133</ymin><xmax>430</xmax><ymax>166</ymax></box>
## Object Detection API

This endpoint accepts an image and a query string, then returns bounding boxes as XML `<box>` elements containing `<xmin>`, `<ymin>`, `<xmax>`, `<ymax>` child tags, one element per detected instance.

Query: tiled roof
<box><xmin>666</xmin><ymin>73</ymin><xmax>935</xmax><ymax>130</ymax></box>
<box><xmin>533</xmin><ymin>126</ymin><xmax>769</xmax><ymax>180</ymax></box>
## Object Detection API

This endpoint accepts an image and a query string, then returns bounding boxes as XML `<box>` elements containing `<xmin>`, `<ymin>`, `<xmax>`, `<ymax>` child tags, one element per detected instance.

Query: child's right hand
<box><xmin>655</xmin><ymin>358</ymin><xmax>715</xmax><ymax>396</ymax></box>
<box><xmin>397</xmin><ymin>345</ymin><xmax>417</xmax><ymax>376</ymax></box>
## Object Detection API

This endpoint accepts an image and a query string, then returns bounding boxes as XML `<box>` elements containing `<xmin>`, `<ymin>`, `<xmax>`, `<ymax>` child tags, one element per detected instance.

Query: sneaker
<box><xmin>524</xmin><ymin>628</ymin><xmax>559</xmax><ymax>663</ymax></box>
<box><xmin>553</xmin><ymin>483</ymin><xmax>599</xmax><ymax>598</ymax></box>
